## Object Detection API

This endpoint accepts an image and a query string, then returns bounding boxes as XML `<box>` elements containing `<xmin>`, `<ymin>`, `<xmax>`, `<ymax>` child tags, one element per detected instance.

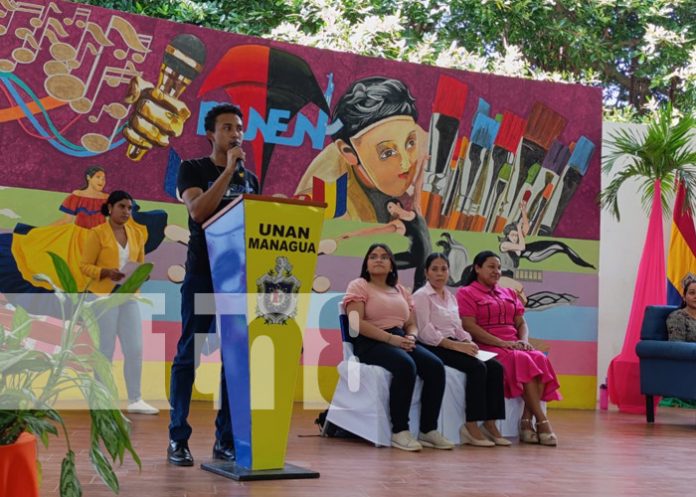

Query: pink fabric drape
<box><xmin>608</xmin><ymin>179</ymin><xmax>666</xmax><ymax>413</ymax></box>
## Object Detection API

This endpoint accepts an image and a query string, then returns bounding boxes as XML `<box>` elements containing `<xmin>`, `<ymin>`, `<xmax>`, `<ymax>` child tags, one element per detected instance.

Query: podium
<box><xmin>200</xmin><ymin>195</ymin><xmax>324</xmax><ymax>481</ymax></box>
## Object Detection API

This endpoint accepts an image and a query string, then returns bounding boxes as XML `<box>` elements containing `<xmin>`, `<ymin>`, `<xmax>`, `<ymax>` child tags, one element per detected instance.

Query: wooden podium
<box><xmin>200</xmin><ymin>195</ymin><xmax>324</xmax><ymax>481</ymax></box>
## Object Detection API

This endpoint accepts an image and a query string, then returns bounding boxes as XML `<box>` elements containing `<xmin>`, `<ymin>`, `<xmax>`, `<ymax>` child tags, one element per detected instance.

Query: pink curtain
<box><xmin>607</xmin><ymin>179</ymin><xmax>666</xmax><ymax>413</ymax></box>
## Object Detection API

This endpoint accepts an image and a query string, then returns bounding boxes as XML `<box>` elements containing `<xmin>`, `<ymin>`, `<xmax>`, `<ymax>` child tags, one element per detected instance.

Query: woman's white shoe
<box><xmin>480</xmin><ymin>424</ymin><xmax>512</xmax><ymax>446</ymax></box>
<box><xmin>459</xmin><ymin>425</ymin><xmax>495</xmax><ymax>447</ymax></box>
<box><xmin>127</xmin><ymin>399</ymin><xmax>159</xmax><ymax>415</ymax></box>
<box><xmin>391</xmin><ymin>430</ymin><xmax>423</xmax><ymax>451</ymax></box>
<box><xmin>418</xmin><ymin>430</ymin><xmax>454</xmax><ymax>450</ymax></box>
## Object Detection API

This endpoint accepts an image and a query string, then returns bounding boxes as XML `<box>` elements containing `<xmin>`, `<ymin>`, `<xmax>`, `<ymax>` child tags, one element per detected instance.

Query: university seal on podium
<box><xmin>255</xmin><ymin>256</ymin><xmax>301</xmax><ymax>324</ymax></box>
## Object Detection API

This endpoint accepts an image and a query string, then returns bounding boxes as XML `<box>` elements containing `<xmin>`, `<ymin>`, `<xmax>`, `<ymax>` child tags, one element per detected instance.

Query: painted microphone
<box><xmin>124</xmin><ymin>34</ymin><xmax>207</xmax><ymax>161</ymax></box>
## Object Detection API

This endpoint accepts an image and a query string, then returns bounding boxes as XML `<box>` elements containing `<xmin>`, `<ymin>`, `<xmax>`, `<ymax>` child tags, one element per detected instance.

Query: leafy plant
<box><xmin>601</xmin><ymin>103</ymin><xmax>696</xmax><ymax>221</ymax></box>
<box><xmin>0</xmin><ymin>252</ymin><xmax>153</xmax><ymax>497</ymax></box>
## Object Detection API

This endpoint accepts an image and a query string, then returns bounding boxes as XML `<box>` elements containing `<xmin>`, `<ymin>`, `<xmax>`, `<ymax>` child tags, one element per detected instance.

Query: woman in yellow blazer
<box><xmin>80</xmin><ymin>190</ymin><xmax>158</xmax><ymax>415</ymax></box>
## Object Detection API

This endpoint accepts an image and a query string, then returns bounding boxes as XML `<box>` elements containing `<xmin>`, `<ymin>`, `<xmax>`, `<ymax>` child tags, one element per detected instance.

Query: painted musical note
<box><xmin>0</xmin><ymin>0</ymin><xmax>44</xmax><ymax>37</ymax></box>
<box><xmin>63</xmin><ymin>6</ymin><xmax>89</xmax><ymax>28</ymax></box>
<box><xmin>41</xmin><ymin>13</ymin><xmax>145</xmax><ymax>116</ymax></box>
<box><xmin>81</xmin><ymin>104</ymin><xmax>128</xmax><ymax>152</ymax></box>
<box><xmin>109</xmin><ymin>16</ymin><xmax>150</xmax><ymax>55</ymax></box>
<box><xmin>0</xmin><ymin>59</ymin><xmax>15</xmax><ymax>71</ymax></box>
<box><xmin>88</xmin><ymin>102</ymin><xmax>128</xmax><ymax>123</ymax></box>
<box><xmin>11</xmin><ymin>27</ymin><xmax>38</xmax><ymax>63</ymax></box>
<box><xmin>132</xmin><ymin>34</ymin><xmax>152</xmax><ymax>63</ymax></box>
<box><xmin>7</xmin><ymin>1</ymin><xmax>63</xmax><ymax>64</ymax></box>
<box><xmin>68</xmin><ymin>63</ymin><xmax>140</xmax><ymax>113</ymax></box>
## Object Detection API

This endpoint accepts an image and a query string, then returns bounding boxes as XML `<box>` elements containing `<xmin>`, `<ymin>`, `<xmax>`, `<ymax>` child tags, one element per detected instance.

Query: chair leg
<box><xmin>645</xmin><ymin>395</ymin><xmax>655</xmax><ymax>423</ymax></box>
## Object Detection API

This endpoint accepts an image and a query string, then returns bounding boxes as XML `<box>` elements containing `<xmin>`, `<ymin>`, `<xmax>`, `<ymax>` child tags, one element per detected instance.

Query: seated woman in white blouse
<box><xmin>412</xmin><ymin>253</ymin><xmax>509</xmax><ymax>446</ymax></box>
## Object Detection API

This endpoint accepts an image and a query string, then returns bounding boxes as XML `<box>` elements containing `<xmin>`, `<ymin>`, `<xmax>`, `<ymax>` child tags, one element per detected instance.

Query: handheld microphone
<box><xmin>230</xmin><ymin>141</ymin><xmax>245</xmax><ymax>171</ymax></box>
<box><xmin>124</xmin><ymin>34</ymin><xmax>207</xmax><ymax>161</ymax></box>
<box><xmin>230</xmin><ymin>141</ymin><xmax>251</xmax><ymax>193</ymax></box>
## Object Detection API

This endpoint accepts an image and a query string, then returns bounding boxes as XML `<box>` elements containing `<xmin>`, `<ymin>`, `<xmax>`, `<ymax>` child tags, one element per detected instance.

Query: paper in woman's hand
<box><xmin>475</xmin><ymin>350</ymin><xmax>498</xmax><ymax>362</ymax></box>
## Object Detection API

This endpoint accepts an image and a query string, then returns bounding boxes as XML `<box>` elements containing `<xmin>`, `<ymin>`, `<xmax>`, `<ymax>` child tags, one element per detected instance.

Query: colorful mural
<box><xmin>0</xmin><ymin>0</ymin><xmax>601</xmax><ymax>408</ymax></box>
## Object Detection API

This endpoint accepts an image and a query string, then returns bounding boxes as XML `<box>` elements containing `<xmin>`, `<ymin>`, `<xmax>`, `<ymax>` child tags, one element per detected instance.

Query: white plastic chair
<box><xmin>326</xmin><ymin>303</ymin><xmax>537</xmax><ymax>446</ymax></box>
<box><xmin>325</xmin><ymin>303</ymin><xmax>422</xmax><ymax>446</ymax></box>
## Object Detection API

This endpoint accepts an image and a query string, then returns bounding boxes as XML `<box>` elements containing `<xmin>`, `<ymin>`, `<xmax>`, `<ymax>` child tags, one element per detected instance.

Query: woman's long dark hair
<box><xmin>680</xmin><ymin>279</ymin><xmax>696</xmax><ymax>309</ymax></box>
<box><xmin>81</xmin><ymin>166</ymin><xmax>105</xmax><ymax>190</ymax></box>
<box><xmin>424</xmin><ymin>252</ymin><xmax>449</xmax><ymax>271</ymax></box>
<box><xmin>101</xmin><ymin>190</ymin><xmax>133</xmax><ymax>216</ymax></box>
<box><xmin>462</xmin><ymin>250</ymin><xmax>500</xmax><ymax>286</ymax></box>
<box><xmin>360</xmin><ymin>243</ymin><xmax>398</xmax><ymax>287</ymax></box>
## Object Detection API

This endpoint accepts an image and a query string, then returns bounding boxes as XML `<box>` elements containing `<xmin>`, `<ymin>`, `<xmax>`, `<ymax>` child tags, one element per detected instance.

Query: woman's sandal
<box><xmin>535</xmin><ymin>420</ymin><xmax>558</xmax><ymax>447</ymax></box>
<box><xmin>519</xmin><ymin>418</ymin><xmax>538</xmax><ymax>444</ymax></box>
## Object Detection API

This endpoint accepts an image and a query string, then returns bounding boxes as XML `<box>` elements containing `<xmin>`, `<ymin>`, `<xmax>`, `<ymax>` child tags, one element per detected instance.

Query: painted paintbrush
<box><xmin>459</xmin><ymin>110</ymin><xmax>500</xmax><ymax>230</ymax></box>
<box><xmin>505</xmin><ymin>163</ymin><xmax>541</xmax><ymax>224</ymax></box>
<box><xmin>493</xmin><ymin>188</ymin><xmax>532</xmax><ymax>233</ymax></box>
<box><xmin>445</xmin><ymin>140</ymin><xmax>471</xmax><ymax>230</ymax></box>
<box><xmin>512</xmin><ymin>102</ymin><xmax>566</xmax><ymax>205</ymax></box>
<box><xmin>526</xmin><ymin>140</ymin><xmax>570</xmax><ymax>225</ymax></box>
<box><xmin>446</xmin><ymin>100</ymin><xmax>490</xmax><ymax>230</ymax></box>
<box><xmin>480</xmin><ymin>112</ymin><xmax>526</xmax><ymax>230</ymax></box>
<box><xmin>545</xmin><ymin>136</ymin><xmax>595</xmax><ymax>233</ymax></box>
<box><xmin>530</xmin><ymin>182</ymin><xmax>555</xmax><ymax>235</ymax></box>
<box><xmin>440</xmin><ymin>137</ymin><xmax>468</xmax><ymax>228</ymax></box>
<box><xmin>483</xmin><ymin>162</ymin><xmax>513</xmax><ymax>232</ymax></box>
<box><xmin>527</xmin><ymin>172</ymin><xmax>555</xmax><ymax>232</ymax></box>
<box><xmin>459</xmin><ymin>100</ymin><xmax>492</xmax><ymax>198</ymax></box>
<box><xmin>421</xmin><ymin>75</ymin><xmax>469</xmax><ymax>227</ymax></box>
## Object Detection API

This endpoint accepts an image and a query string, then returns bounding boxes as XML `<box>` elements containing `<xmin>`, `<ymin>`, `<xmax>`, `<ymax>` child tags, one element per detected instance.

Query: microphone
<box><xmin>230</xmin><ymin>141</ymin><xmax>245</xmax><ymax>171</ymax></box>
<box><xmin>230</xmin><ymin>141</ymin><xmax>251</xmax><ymax>193</ymax></box>
<box><xmin>124</xmin><ymin>34</ymin><xmax>207</xmax><ymax>161</ymax></box>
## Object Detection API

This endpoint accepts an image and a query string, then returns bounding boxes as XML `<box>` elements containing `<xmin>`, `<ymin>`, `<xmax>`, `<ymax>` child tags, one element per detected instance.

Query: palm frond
<box><xmin>600</xmin><ymin>163</ymin><xmax>643</xmax><ymax>221</ymax></box>
<box><xmin>601</xmin><ymin>102</ymin><xmax>696</xmax><ymax>221</ymax></box>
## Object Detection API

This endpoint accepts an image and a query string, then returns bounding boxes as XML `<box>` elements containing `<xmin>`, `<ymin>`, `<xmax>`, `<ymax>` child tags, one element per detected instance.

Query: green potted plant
<box><xmin>0</xmin><ymin>252</ymin><xmax>153</xmax><ymax>497</ymax></box>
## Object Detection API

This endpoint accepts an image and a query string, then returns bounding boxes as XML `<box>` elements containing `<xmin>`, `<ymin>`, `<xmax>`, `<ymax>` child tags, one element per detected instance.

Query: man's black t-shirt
<box><xmin>177</xmin><ymin>156</ymin><xmax>260</xmax><ymax>274</ymax></box>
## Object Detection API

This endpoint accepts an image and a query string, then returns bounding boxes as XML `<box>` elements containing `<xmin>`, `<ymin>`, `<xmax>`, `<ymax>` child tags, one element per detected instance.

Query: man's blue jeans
<box><xmin>168</xmin><ymin>271</ymin><xmax>232</xmax><ymax>443</ymax></box>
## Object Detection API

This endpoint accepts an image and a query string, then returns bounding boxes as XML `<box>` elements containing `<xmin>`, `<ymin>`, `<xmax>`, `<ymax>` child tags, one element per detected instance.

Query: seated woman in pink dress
<box><xmin>343</xmin><ymin>243</ymin><xmax>454</xmax><ymax>452</ymax></box>
<box><xmin>456</xmin><ymin>250</ymin><xmax>560</xmax><ymax>446</ymax></box>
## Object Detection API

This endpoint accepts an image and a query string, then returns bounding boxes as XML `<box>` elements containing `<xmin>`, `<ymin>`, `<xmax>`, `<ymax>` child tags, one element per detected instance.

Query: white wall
<box><xmin>597</xmin><ymin>122</ymin><xmax>672</xmax><ymax>383</ymax></box>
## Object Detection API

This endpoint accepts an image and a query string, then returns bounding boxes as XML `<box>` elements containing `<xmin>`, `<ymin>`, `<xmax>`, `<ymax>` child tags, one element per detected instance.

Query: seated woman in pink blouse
<box><xmin>343</xmin><ymin>243</ymin><xmax>454</xmax><ymax>452</ymax></box>
<box><xmin>456</xmin><ymin>250</ymin><xmax>560</xmax><ymax>446</ymax></box>
<box><xmin>413</xmin><ymin>253</ymin><xmax>509</xmax><ymax>447</ymax></box>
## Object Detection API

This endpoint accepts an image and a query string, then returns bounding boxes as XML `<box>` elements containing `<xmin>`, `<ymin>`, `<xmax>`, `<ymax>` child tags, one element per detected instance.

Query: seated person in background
<box><xmin>456</xmin><ymin>250</ymin><xmax>560</xmax><ymax>447</ymax></box>
<box><xmin>667</xmin><ymin>274</ymin><xmax>696</xmax><ymax>342</ymax></box>
<box><xmin>413</xmin><ymin>253</ymin><xmax>509</xmax><ymax>447</ymax></box>
<box><xmin>343</xmin><ymin>243</ymin><xmax>454</xmax><ymax>451</ymax></box>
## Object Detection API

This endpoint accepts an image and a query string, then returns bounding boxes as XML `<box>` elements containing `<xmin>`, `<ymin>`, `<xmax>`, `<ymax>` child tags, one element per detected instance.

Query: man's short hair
<box><xmin>204</xmin><ymin>104</ymin><xmax>244</xmax><ymax>133</ymax></box>
<box><xmin>330</xmin><ymin>77</ymin><xmax>418</xmax><ymax>143</ymax></box>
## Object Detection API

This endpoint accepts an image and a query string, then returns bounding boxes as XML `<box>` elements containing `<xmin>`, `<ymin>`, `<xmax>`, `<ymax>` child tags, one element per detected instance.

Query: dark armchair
<box><xmin>636</xmin><ymin>305</ymin><xmax>696</xmax><ymax>422</ymax></box>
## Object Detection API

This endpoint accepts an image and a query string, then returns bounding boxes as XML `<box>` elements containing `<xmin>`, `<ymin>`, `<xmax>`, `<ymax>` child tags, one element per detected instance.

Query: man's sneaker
<box><xmin>127</xmin><ymin>399</ymin><xmax>159</xmax><ymax>415</ymax></box>
<box><xmin>418</xmin><ymin>430</ymin><xmax>455</xmax><ymax>450</ymax></box>
<box><xmin>390</xmin><ymin>430</ymin><xmax>422</xmax><ymax>451</ymax></box>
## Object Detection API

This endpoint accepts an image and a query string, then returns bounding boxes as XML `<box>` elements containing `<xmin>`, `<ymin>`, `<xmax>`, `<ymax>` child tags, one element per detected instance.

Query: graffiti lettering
<box><xmin>245</xmin><ymin>107</ymin><xmax>329</xmax><ymax>150</ymax></box>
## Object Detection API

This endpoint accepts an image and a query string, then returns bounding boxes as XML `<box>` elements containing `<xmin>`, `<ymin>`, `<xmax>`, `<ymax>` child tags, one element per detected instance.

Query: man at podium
<box><xmin>168</xmin><ymin>103</ymin><xmax>260</xmax><ymax>466</ymax></box>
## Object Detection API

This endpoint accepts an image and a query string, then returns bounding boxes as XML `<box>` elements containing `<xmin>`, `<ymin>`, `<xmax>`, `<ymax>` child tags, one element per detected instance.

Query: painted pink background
<box><xmin>0</xmin><ymin>0</ymin><xmax>602</xmax><ymax>239</ymax></box>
